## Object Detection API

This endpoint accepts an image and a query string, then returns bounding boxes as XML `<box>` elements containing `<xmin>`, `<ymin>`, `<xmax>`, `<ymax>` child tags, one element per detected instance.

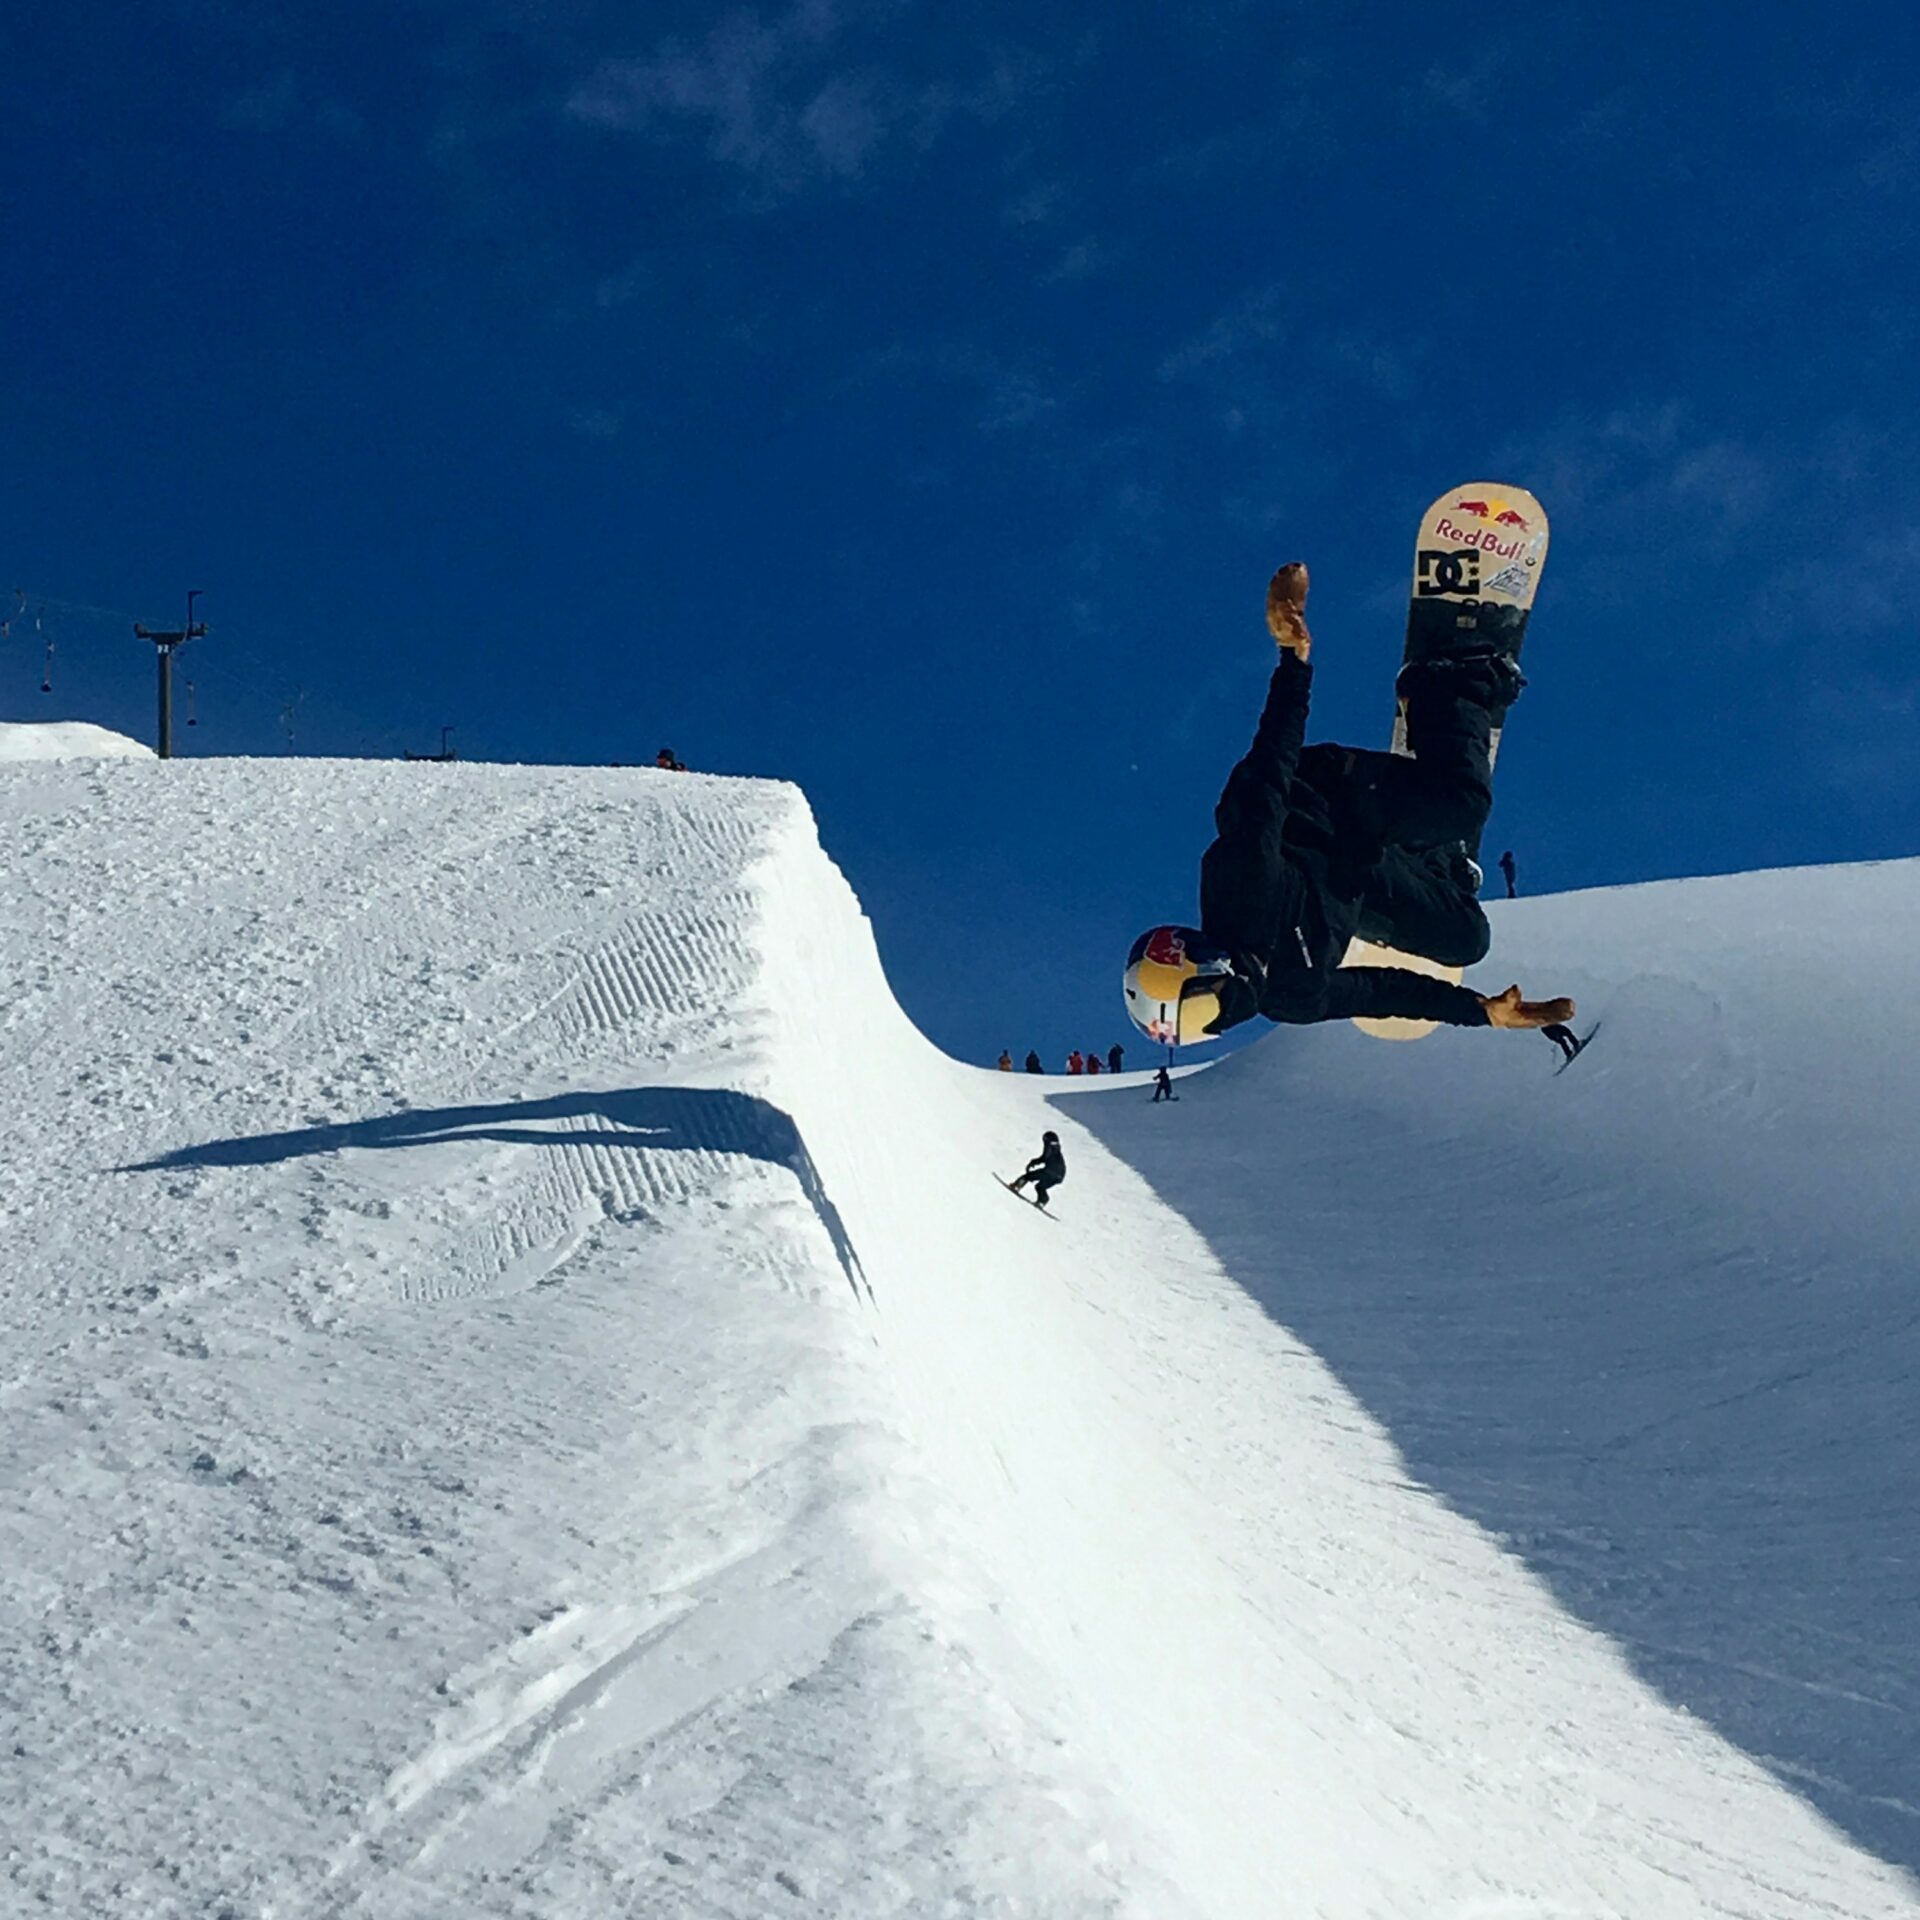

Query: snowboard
<box><xmin>1552</xmin><ymin>1021</ymin><xmax>1601</xmax><ymax>1074</ymax></box>
<box><xmin>995</xmin><ymin>1174</ymin><xmax>1058</xmax><ymax>1217</ymax></box>
<box><xmin>1345</xmin><ymin>482</ymin><xmax>1549</xmax><ymax>1041</ymax></box>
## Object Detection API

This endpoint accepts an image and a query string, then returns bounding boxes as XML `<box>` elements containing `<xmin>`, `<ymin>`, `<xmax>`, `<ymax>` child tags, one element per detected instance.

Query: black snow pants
<box><xmin>1201</xmin><ymin>654</ymin><xmax>1501</xmax><ymax>988</ymax></box>
<box><xmin>1313</xmin><ymin>673</ymin><xmax>1496</xmax><ymax>968</ymax></box>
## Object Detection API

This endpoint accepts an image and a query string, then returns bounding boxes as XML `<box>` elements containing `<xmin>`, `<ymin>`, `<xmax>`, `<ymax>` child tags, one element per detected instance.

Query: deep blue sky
<box><xmin>6</xmin><ymin>3</ymin><xmax>1917</xmax><ymax>1064</ymax></box>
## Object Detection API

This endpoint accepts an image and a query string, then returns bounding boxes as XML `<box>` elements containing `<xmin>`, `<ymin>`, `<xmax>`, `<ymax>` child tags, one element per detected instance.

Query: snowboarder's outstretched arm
<box><xmin>1216</xmin><ymin>563</ymin><xmax>1317</xmax><ymax>827</ymax></box>
<box><xmin>1215</xmin><ymin>651</ymin><xmax>1311</xmax><ymax>830</ymax></box>
<box><xmin>1201</xmin><ymin>650</ymin><xmax>1313</xmax><ymax>957</ymax></box>
<box><xmin>1316</xmin><ymin>972</ymin><xmax>1576</xmax><ymax>1030</ymax></box>
<box><xmin>1196</xmin><ymin>564</ymin><xmax>1319</xmax><ymax>962</ymax></box>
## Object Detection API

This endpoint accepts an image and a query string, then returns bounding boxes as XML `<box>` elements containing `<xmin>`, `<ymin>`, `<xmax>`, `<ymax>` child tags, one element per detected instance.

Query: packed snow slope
<box><xmin>2</xmin><ymin>755</ymin><xmax>1915</xmax><ymax>1919</ymax></box>
<box><xmin>0</xmin><ymin>718</ymin><xmax>155</xmax><ymax>761</ymax></box>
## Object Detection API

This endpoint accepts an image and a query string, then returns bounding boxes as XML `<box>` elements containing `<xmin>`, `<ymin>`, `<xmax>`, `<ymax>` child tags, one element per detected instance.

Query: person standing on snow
<box><xmin>1008</xmin><ymin>1131</ymin><xmax>1067</xmax><ymax>1209</ymax></box>
<box><xmin>1067</xmin><ymin>1051</ymin><xmax>1084</xmax><ymax>1075</ymax></box>
<box><xmin>1107</xmin><ymin>1042</ymin><xmax>1125</xmax><ymax>1074</ymax></box>
<box><xmin>1151</xmin><ymin>1064</ymin><xmax>1176</xmax><ymax>1104</ymax></box>
<box><xmin>1025</xmin><ymin>1050</ymin><xmax>1044</xmax><ymax>1074</ymax></box>
<box><xmin>997</xmin><ymin>1050</ymin><xmax>1014</xmax><ymax>1071</ymax></box>
<box><xmin>1499</xmin><ymin>848</ymin><xmax>1518</xmax><ymax>899</ymax></box>
<box><xmin>1084</xmin><ymin>1051</ymin><xmax>1101</xmax><ymax>1076</ymax></box>
<box><xmin>1123</xmin><ymin>562</ymin><xmax>1574</xmax><ymax>1044</ymax></box>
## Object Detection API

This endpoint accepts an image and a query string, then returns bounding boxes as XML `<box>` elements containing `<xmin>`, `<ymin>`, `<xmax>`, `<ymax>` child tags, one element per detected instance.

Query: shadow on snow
<box><xmin>1069</xmin><ymin>1022</ymin><xmax>1920</xmax><ymax>1885</ymax></box>
<box><xmin>122</xmin><ymin>1087</ymin><xmax>870</xmax><ymax>1301</ymax></box>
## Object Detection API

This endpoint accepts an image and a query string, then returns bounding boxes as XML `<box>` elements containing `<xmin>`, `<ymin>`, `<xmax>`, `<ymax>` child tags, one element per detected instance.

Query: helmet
<box><xmin>1123</xmin><ymin>925</ymin><xmax>1239</xmax><ymax>1047</ymax></box>
<box><xmin>1042</xmin><ymin>1131</ymin><xmax>1059</xmax><ymax>1146</ymax></box>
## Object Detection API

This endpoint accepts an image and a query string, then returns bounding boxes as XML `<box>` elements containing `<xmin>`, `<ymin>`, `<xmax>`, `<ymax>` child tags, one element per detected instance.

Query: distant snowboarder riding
<box><xmin>1007</xmin><ymin>1131</ymin><xmax>1066</xmax><ymax>1209</ymax></box>
<box><xmin>1543</xmin><ymin>1021</ymin><xmax>1583</xmax><ymax>1063</ymax></box>
<box><xmin>1124</xmin><ymin>561</ymin><xmax>1574</xmax><ymax>1044</ymax></box>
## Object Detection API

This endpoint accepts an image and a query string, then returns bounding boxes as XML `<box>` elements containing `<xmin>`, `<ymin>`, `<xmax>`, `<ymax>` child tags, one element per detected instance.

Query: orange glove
<box><xmin>1479</xmin><ymin>983</ymin><xmax>1576</xmax><ymax>1030</ymax></box>
<box><xmin>1265</xmin><ymin>562</ymin><xmax>1312</xmax><ymax>660</ymax></box>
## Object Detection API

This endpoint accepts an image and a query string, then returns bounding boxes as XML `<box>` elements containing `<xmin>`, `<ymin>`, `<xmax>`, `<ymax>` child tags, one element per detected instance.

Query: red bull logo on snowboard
<box><xmin>1453</xmin><ymin>497</ymin><xmax>1530</xmax><ymax>531</ymax></box>
<box><xmin>1434</xmin><ymin>517</ymin><xmax>1528</xmax><ymax>561</ymax></box>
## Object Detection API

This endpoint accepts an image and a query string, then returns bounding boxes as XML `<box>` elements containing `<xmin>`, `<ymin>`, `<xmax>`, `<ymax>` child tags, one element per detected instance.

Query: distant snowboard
<box><xmin>1346</xmin><ymin>483</ymin><xmax>1549</xmax><ymax>1042</ymax></box>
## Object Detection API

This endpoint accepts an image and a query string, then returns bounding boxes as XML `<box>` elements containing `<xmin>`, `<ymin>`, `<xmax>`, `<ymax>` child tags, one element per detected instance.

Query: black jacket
<box><xmin>1198</xmin><ymin>655</ymin><xmax>1489</xmax><ymax>1032</ymax></box>
<box><xmin>1024</xmin><ymin>1141</ymin><xmax>1066</xmax><ymax>1185</ymax></box>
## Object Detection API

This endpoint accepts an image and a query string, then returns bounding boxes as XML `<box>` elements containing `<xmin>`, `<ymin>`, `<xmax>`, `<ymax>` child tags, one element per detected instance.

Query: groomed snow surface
<box><xmin>3</xmin><ymin>751</ymin><xmax>1916</xmax><ymax>1918</ymax></box>
<box><xmin>0</xmin><ymin>719</ymin><xmax>154</xmax><ymax>761</ymax></box>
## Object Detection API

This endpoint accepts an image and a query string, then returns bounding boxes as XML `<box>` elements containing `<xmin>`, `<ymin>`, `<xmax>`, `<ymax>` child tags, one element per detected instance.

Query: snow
<box><xmin>0</xmin><ymin>719</ymin><xmax>156</xmax><ymax>761</ymax></box>
<box><xmin>2</xmin><ymin>753</ymin><xmax>1915</xmax><ymax>1917</ymax></box>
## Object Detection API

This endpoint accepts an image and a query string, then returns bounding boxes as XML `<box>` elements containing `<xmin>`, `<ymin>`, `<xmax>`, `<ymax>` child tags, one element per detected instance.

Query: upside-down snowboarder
<box><xmin>1124</xmin><ymin>563</ymin><xmax>1575</xmax><ymax>1044</ymax></box>
<box><xmin>1007</xmin><ymin>1131</ymin><xmax>1066</xmax><ymax>1209</ymax></box>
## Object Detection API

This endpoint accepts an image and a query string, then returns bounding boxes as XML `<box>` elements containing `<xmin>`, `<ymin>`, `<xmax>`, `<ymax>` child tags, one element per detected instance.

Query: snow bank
<box><xmin>0</xmin><ymin>718</ymin><xmax>156</xmax><ymax>760</ymax></box>
<box><xmin>2</xmin><ymin>756</ymin><xmax>1914</xmax><ymax>1917</ymax></box>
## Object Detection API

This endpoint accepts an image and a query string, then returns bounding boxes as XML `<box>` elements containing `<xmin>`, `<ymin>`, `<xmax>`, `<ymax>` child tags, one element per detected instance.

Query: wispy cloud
<box><xmin>1157</xmin><ymin>286</ymin><xmax>1286</xmax><ymax>381</ymax></box>
<box><xmin>1771</xmin><ymin>524</ymin><xmax>1920</xmax><ymax>640</ymax></box>
<box><xmin>568</xmin><ymin>406</ymin><xmax>621</xmax><ymax>440</ymax></box>
<box><xmin>1496</xmin><ymin>402</ymin><xmax>1920</xmax><ymax>663</ymax></box>
<box><xmin>1041</xmin><ymin>237</ymin><xmax>1102</xmax><ymax>285</ymax></box>
<box><xmin>566</xmin><ymin>4</ymin><xmax>1040</xmax><ymax>197</ymax></box>
<box><xmin>1004</xmin><ymin>180</ymin><xmax>1066</xmax><ymax>226</ymax></box>
<box><xmin>222</xmin><ymin>66</ymin><xmax>365</xmax><ymax>142</ymax></box>
<box><xmin>864</xmin><ymin>339</ymin><xmax>1060</xmax><ymax>435</ymax></box>
<box><xmin>1419</xmin><ymin>47</ymin><xmax>1510</xmax><ymax>114</ymax></box>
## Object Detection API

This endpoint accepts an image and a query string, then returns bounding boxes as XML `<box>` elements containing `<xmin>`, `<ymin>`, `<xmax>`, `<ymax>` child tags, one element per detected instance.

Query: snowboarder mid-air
<box><xmin>1125</xmin><ymin>563</ymin><xmax>1575</xmax><ymax>1045</ymax></box>
<box><xmin>1008</xmin><ymin>1131</ymin><xmax>1066</xmax><ymax>1209</ymax></box>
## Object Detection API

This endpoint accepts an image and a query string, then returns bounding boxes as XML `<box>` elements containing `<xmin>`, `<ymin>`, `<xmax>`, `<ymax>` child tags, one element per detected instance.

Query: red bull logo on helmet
<box><xmin>1126</xmin><ymin>925</ymin><xmax>1234</xmax><ymax>1046</ymax></box>
<box><xmin>1144</xmin><ymin>927</ymin><xmax>1189</xmax><ymax>968</ymax></box>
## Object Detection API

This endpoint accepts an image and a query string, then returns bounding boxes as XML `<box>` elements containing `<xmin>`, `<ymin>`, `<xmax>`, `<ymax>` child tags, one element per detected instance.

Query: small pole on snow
<box><xmin>133</xmin><ymin>590</ymin><xmax>207</xmax><ymax>759</ymax></box>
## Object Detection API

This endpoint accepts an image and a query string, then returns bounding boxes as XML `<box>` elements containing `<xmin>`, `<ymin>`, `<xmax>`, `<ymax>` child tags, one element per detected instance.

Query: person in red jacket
<box><xmin>1067</xmin><ymin>1051</ymin><xmax>1084</xmax><ymax>1075</ymax></box>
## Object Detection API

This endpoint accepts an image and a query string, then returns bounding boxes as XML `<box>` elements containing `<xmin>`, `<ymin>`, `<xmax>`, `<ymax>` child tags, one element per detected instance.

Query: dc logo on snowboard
<box><xmin>1416</xmin><ymin>548</ymin><xmax>1480</xmax><ymax>597</ymax></box>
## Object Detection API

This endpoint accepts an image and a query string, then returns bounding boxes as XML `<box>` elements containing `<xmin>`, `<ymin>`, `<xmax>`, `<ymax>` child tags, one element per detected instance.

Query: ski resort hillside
<box><xmin>3</xmin><ymin>754</ymin><xmax>1916</xmax><ymax>1919</ymax></box>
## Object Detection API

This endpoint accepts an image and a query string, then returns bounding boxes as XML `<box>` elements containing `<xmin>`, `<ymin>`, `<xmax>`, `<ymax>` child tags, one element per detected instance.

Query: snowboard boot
<box><xmin>1397</xmin><ymin>648</ymin><xmax>1526</xmax><ymax>715</ymax></box>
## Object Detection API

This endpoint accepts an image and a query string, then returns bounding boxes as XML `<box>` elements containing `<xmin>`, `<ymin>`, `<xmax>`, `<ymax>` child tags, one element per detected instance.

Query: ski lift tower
<box><xmin>133</xmin><ymin>590</ymin><xmax>207</xmax><ymax>759</ymax></box>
